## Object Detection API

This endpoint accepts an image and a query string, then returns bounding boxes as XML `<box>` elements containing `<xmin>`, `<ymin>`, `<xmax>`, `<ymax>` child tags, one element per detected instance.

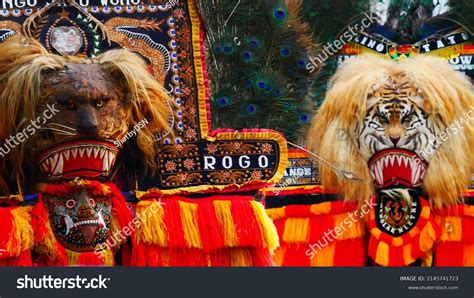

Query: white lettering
<box><xmin>375</xmin><ymin>43</ymin><xmax>384</xmax><ymax>53</ymax></box>
<box><xmin>238</xmin><ymin>155</ymin><xmax>251</xmax><ymax>169</ymax></box>
<box><xmin>204</xmin><ymin>156</ymin><xmax>216</xmax><ymax>170</ymax></box>
<box><xmin>258</xmin><ymin>156</ymin><xmax>269</xmax><ymax>168</ymax></box>
<box><xmin>222</xmin><ymin>156</ymin><xmax>232</xmax><ymax>169</ymax></box>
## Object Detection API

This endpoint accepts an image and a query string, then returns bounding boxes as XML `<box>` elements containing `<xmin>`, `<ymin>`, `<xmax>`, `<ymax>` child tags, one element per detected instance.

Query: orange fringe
<box><xmin>132</xmin><ymin>194</ymin><xmax>279</xmax><ymax>266</ymax></box>
<box><xmin>434</xmin><ymin>204</ymin><xmax>474</xmax><ymax>266</ymax></box>
<box><xmin>266</xmin><ymin>201</ymin><xmax>366</xmax><ymax>266</ymax></box>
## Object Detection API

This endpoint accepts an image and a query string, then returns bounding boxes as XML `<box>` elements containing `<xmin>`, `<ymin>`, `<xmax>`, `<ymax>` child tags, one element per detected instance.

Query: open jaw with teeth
<box><xmin>59</xmin><ymin>211</ymin><xmax>108</xmax><ymax>248</ymax></box>
<box><xmin>37</xmin><ymin>140</ymin><xmax>119</xmax><ymax>181</ymax></box>
<box><xmin>368</xmin><ymin>148</ymin><xmax>427</xmax><ymax>188</ymax></box>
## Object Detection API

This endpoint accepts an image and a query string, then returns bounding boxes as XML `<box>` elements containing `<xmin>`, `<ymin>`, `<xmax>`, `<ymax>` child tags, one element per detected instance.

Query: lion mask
<box><xmin>0</xmin><ymin>37</ymin><xmax>173</xmax><ymax>194</ymax></box>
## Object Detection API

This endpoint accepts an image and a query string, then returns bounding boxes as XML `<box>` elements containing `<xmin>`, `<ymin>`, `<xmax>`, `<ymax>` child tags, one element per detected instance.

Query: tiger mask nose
<box><xmin>386</xmin><ymin>121</ymin><xmax>405</xmax><ymax>145</ymax></box>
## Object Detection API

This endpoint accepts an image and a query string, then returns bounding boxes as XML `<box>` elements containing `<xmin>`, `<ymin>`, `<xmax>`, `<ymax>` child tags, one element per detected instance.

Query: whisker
<box><xmin>49</xmin><ymin>123</ymin><xmax>76</xmax><ymax>131</ymax></box>
<box><xmin>51</xmin><ymin>132</ymin><xmax>78</xmax><ymax>136</ymax></box>
<box><xmin>39</xmin><ymin>127</ymin><xmax>77</xmax><ymax>136</ymax></box>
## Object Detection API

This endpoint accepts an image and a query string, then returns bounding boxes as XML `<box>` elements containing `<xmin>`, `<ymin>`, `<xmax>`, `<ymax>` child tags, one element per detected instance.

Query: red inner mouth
<box><xmin>78</xmin><ymin>224</ymin><xmax>99</xmax><ymax>245</ymax></box>
<box><xmin>368</xmin><ymin>148</ymin><xmax>427</xmax><ymax>188</ymax></box>
<box><xmin>37</xmin><ymin>140</ymin><xmax>119</xmax><ymax>181</ymax></box>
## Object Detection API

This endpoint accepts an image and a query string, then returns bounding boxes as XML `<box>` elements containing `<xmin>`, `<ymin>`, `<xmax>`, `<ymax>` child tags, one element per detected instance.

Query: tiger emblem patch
<box><xmin>375</xmin><ymin>190</ymin><xmax>420</xmax><ymax>236</ymax></box>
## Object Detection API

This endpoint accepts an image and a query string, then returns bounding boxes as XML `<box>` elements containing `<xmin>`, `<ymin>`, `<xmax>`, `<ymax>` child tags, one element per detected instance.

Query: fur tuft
<box><xmin>0</xmin><ymin>36</ymin><xmax>173</xmax><ymax>195</ymax></box>
<box><xmin>308</xmin><ymin>54</ymin><xmax>474</xmax><ymax>208</ymax></box>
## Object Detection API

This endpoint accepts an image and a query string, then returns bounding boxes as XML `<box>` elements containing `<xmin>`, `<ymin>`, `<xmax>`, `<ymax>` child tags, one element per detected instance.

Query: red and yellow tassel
<box><xmin>132</xmin><ymin>194</ymin><xmax>279</xmax><ymax>266</ymax></box>
<box><xmin>0</xmin><ymin>206</ymin><xmax>34</xmax><ymax>266</ymax></box>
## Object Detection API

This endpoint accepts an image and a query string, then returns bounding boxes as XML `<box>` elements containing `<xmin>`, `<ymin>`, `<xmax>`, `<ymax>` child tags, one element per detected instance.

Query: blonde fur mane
<box><xmin>0</xmin><ymin>37</ymin><xmax>173</xmax><ymax>195</ymax></box>
<box><xmin>308</xmin><ymin>54</ymin><xmax>474</xmax><ymax>209</ymax></box>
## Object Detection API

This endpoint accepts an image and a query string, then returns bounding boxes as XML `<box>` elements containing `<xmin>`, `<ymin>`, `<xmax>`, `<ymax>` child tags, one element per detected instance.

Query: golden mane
<box><xmin>0</xmin><ymin>36</ymin><xmax>173</xmax><ymax>195</ymax></box>
<box><xmin>307</xmin><ymin>54</ymin><xmax>474</xmax><ymax>209</ymax></box>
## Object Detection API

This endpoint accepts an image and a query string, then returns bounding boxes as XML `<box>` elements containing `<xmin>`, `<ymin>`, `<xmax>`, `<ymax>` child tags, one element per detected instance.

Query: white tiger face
<box><xmin>354</xmin><ymin>75</ymin><xmax>443</xmax><ymax>161</ymax></box>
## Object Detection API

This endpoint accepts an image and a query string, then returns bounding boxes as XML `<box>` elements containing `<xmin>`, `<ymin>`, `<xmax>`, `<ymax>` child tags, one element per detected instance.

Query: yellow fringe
<box><xmin>179</xmin><ymin>201</ymin><xmax>202</xmax><ymax>249</ymax></box>
<box><xmin>438</xmin><ymin>216</ymin><xmax>462</xmax><ymax>242</ymax></box>
<box><xmin>134</xmin><ymin>201</ymin><xmax>167</xmax><ymax>246</ymax></box>
<box><xmin>309</xmin><ymin>202</ymin><xmax>332</xmax><ymax>215</ymax></box>
<box><xmin>464</xmin><ymin>205</ymin><xmax>474</xmax><ymax>217</ymax></box>
<box><xmin>421</xmin><ymin>251</ymin><xmax>433</xmax><ymax>267</ymax></box>
<box><xmin>420</xmin><ymin>206</ymin><xmax>430</xmax><ymax>219</ymax></box>
<box><xmin>230</xmin><ymin>248</ymin><xmax>253</xmax><ymax>266</ymax></box>
<box><xmin>265</xmin><ymin>207</ymin><xmax>286</xmax><ymax>220</ymax></box>
<box><xmin>375</xmin><ymin>241</ymin><xmax>390</xmax><ymax>267</ymax></box>
<box><xmin>419</xmin><ymin>225</ymin><xmax>434</xmax><ymax>253</ymax></box>
<box><xmin>66</xmin><ymin>248</ymin><xmax>114</xmax><ymax>266</ymax></box>
<box><xmin>7</xmin><ymin>206</ymin><xmax>34</xmax><ymax>256</ymax></box>
<box><xmin>403</xmin><ymin>243</ymin><xmax>414</xmax><ymax>265</ymax></box>
<box><xmin>109</xmin><ymin>215</ymin><xmax>125</xmax><ymax>249</ymax></box>
<box><xmin>371</xmin><ymin>228</ymin><xmax>381</xmax><ymax>239</ymax></box>
<box><xmin>213</xmin><ymin>200</ymin><xmax>239</xmax><ymax>247</ymax></box>
<box><xmin>282</xmin><ymin>218</ymin><xmax>309</xmax><ymax>243</ymax></box>
<box><xmin>310</xmin><ymin>242</ymin><xmax>336</xmax><ymax>266</ymax></box>
<box><xmin>392</xmin><ymin>237</ymin><xmax>404</xmax><ymax>247</ymax></box>
<box><xmin>272</xmin><ymin>247</ymin><xmax>286</xmax><ymax>266</ymax></box>
<box><xmin>464</xmin><ymin>244</ymin><xmax>474</xmax><ymax>266</ymax></box>
<box><xmin>250</xmin><ymin>201</ymin><xmax>279</xmax><ymax>251</ymax></box>
<box><xmin>334</xmin><ymin>213</ymin><xmax>366</xmax><ymax>240</ymax></box>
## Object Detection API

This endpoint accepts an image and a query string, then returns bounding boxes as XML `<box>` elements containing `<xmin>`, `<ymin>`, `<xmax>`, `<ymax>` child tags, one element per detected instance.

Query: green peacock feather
<box><xmin>197</xmin><ymin>0</ymin><xmax>320</xmax><ymax>142</ymax></box>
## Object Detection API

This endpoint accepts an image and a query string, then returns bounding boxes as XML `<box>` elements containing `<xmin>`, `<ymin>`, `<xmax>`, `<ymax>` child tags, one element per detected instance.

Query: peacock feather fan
<box><xmin>300</xmin><ymin>0</ymin><xmax>371</xmax><ymax>114</ymax></box>
<box><xmin>197</xmin><ymin>0</ymin><xmax>320</xmax><ymax>142</ymax></box>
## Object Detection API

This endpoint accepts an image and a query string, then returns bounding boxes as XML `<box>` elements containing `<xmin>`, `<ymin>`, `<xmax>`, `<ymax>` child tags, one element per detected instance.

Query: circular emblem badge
<box><xmin>50</xmin><ymin>26</ymin><xmax>83</xmax><ymax>56</ymax></box>
<box><xmin>375</xmin><ymin>191</ymin><xmax>421</xmax><ymax>236</ymax></box>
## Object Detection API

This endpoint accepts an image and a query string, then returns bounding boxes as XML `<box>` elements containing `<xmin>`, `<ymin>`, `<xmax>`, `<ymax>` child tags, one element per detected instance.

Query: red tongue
<box><xmin>79</xmin><ymin>225</ymin><xmax>99</xmax><ymax>245</ymax></box>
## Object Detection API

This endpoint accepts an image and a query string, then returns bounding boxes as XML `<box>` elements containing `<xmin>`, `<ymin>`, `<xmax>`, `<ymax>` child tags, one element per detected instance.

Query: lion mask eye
<box><xmin>95</xmin><ymin>100</ymin><xmax>104</xmax><ymax>108</ymax></box>
<box><xmin>94</xmin><ymin>97</ymin><xmax>110</xmax><ymax>108</ymax></box>
<box><xmin>67</xmin><ymin>100</ymin><xmax>76</xmax><ymax>110</ymax></box>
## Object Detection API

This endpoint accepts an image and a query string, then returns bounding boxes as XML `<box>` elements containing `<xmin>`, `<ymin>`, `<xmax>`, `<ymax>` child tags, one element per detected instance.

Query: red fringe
<box><xmin>250</xmin><ymin>248</ymin><xmax>274</xmax><ymax>266</ymax></box>
<box><xmin>106</xmin><ymin>182</ymin><xmax>133</xmax><ymax>232</ymax></box>
<box><xmin>230</xmin><ymin>200</ymin><xmax>263</xmax><ymax>247</ymax></box>
<box><xmin>462</xmin><ymin>213</ymin><xmax>474</xmax><ymax>243</ymax></box>
<box><xmin>209</xmin><ymin>249</ymin><xmax>231</xmax><ymax>266</ymax></box>
<box><xmin>197</xmin><ymin>199</ymin><xmax>224</xmax><ymax>251</ymax></box>
<box><xmin>333</xmin><ymin>238</ymin><xmax>367</xmax><ymax>266</ymax></box>
<box><xmin>77</xmin><ymin>251</ymin><xmax>106</xmax><ymax>266</ymax></box>
<box><xmin>31</xmin><ymin>195</ymin><xmax>50</xmax><ymax>246</ymax></box>
<box><xmin>435</xmin><ymin>242</ymin><xmax>464</xmax><ymax>266</ymax></box>
<box><xmin>0</xmin><ymin>206</ymin><xmax>14</xmax><ymax>248</ymax></box>
<box><xmin>0</xmin><ymin>251</ymin><xmax>32</xmax><ymax>266</ymax></box>
<box><xmin>308</xmin><ymin>214</ymin><xmax>334</xmax><ymax>243</ymax></box>
<box><xmin>163</xmin><ymin>200</ymin><xmax>187</xmax><ymax>248</ymax></box>
<box><xmin>131</xmin><ymin>243</ymin><xmax>273</xmax><ymax>267</ymax></box>
<box><xmin>281</xmin><ymin>244</ymin><xmax>311</xmax><ymax>266</ymax></box>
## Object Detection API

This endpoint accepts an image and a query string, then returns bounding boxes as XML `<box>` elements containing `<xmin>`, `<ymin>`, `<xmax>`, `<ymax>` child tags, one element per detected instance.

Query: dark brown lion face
<box><xmin>26</xmin><ymin>63</ymin><xmax>130</xmax><ymax>180</ymax></box>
